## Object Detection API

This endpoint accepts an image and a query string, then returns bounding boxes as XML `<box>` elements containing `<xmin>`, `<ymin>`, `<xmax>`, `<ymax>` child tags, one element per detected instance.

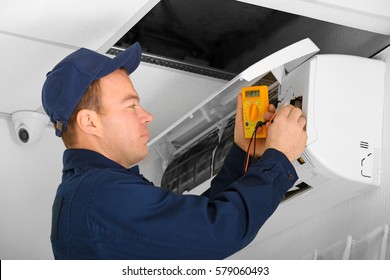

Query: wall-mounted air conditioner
<box><xmin>144</xmin><ymin>38</ymin><xmax>385</xmax><ymax>240</ymax></box>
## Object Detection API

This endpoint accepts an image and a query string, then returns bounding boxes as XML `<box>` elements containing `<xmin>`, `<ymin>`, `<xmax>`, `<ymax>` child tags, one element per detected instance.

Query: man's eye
<box><xmin>129</xmin><ymin>104</ymin><xmax>137</xmax><ymax>109</ymax></box>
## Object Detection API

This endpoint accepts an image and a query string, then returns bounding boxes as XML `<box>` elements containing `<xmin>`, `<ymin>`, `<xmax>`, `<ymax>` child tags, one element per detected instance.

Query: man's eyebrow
<box><xmin>121</xmin><ymin>94</ymin><xmax>140</xmax><ymax>103</ymax></box>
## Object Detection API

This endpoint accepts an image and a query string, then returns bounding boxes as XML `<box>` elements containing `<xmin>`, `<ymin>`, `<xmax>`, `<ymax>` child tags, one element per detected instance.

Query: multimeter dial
<box><xmin>247</xmin><ymin>103</ymin><xmax>260</xmax><ymax>122</ymax></box>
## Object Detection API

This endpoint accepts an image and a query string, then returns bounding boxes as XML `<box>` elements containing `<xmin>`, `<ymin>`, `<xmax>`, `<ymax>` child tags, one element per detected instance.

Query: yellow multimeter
<box><xmin>241</xmin><ymin>85</ymin><xmax>269</xmax><ymax>138</ymax></box>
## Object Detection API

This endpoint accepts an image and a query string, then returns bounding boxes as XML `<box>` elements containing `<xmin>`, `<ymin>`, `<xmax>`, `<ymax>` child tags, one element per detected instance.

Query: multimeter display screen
<box><xmin>245</xmin><ymin>90</ymin><xmax>260</xmax><ymax>97</ymax></box>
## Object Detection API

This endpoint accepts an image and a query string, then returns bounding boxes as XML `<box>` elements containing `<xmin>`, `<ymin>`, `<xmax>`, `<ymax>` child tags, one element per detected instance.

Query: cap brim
<box><xmin>97</xmin><ymin>42</ymin><xmax>142</xmax><ymax>78</ymax></box>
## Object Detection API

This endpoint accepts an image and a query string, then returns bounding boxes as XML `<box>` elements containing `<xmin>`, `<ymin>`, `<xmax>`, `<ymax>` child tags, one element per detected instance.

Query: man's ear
<box><xmin>75</xmin><ymin>109</ymin><xmax>100</xmax><ymax>136</ymax></box>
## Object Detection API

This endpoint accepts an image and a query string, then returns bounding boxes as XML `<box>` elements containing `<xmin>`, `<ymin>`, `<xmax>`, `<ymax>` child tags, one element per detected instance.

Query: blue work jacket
<box><xmin>51</xmin><ymin>144</ymin><xmax>297</xmax><ymax>259</ymax></box>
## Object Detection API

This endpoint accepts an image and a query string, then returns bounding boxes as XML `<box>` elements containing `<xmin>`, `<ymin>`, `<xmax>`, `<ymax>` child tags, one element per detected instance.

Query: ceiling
<box><xmin>116</xmin><ymin>0</ymin><xmax>390</xmax><ymax>74</ymax></box>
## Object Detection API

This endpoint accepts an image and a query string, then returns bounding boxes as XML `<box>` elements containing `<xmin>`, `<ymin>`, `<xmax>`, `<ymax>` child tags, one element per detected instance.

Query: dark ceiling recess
<box><xmin>115</xmin><ymin>0</ymin><xmax>298</xmax><ymax>73</ymax></box>
<box><xmin>115</xmin><ymin>0</ymin><xmax>390</xmax><ymax>74</ymax></box>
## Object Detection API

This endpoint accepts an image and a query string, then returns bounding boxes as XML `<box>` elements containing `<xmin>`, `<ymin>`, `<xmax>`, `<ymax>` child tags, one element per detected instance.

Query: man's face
<box><xmin>97</xmin><ymin>69</ymin><xmax>153</xmax><ymax>167</ymax></box>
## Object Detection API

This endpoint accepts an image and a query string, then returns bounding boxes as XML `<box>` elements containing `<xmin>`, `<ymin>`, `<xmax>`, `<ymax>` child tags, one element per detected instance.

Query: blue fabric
<box><xmin>51</xmin><ymin>144</ymin><xmax>297</xmax><ymax>259</ymax></box>
<box><xmin>41</xmin><ymin>43</ymin><xmax>141</xmax><ymax>137</ymax></box>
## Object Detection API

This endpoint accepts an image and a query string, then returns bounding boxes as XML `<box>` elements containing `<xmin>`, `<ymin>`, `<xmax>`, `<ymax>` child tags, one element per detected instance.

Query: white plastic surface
<box><xmin>281</xmin><ymin>54</ymin><xmax>385</xmax><ymax>187</ymax></box>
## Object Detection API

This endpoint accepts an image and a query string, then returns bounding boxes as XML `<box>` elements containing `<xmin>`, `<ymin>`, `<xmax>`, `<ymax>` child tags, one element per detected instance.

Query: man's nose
<box><xmin>140</xmin><ymin>107</ymin><xmax>154</xmax><ymax>123</ymax></box>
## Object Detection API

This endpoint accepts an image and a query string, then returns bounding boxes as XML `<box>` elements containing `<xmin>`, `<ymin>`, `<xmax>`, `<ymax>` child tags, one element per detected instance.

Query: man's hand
<box><xmin>234</xmin><ymin>94</ymin><xmax>275</xmax><ymax>158</ymax></box>
<box><xmin>265</xmin><ymin>104</ymin><xmax>307</xmax><ymax>162</ymax></box>
<box><xmin>234</xmin><ymin>94</ymin><xmax>307</xmax><ymax>162</ymax></box>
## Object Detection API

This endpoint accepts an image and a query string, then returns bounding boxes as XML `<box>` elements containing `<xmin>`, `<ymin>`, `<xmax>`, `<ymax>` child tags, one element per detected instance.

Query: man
<box><xmin>42</xmin><ymin>42</ymin><xmax>307</xmax><ymax>259</ymax></box>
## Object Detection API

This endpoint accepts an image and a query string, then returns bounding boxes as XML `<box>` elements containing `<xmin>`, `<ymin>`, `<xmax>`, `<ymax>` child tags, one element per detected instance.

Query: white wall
<box><xmin>0</xmin><ymin>119</ymin><xmax>64</xmax><ymax>259</ymax></box>
<box><xmin>229</xmin><ymin>45</ymin><xmax>390</xmax><ymax>259</ymax></box>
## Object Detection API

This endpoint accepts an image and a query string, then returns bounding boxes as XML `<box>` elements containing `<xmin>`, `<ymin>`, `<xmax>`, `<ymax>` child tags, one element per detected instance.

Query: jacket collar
<box><xmin>62</xmin><ymin>148</ymin><xmax>140</xmax><ymax>175</ymax></box>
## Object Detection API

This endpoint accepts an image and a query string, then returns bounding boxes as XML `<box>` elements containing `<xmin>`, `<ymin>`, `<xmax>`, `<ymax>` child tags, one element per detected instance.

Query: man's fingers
<box><xmin>298</xmin><ymin>116</ymin><xmax>307</xmax><ymax>128</ymax></box>
<box><xmin>236</xmin><ymin>94</ymin><xmax>242</xmax><ymax>113</ymax></box>
<box><xmin>235</xmin><ymin>94</ymin><xmax>243</xmax><ymax>123</ymax></box>
<box><xmin>264</xmin><ymin>104</ymin><xmax>276</xmax><ymax>121</ymax></box>
<box><xmin>268</xmin><ymin>104</ymin><xmax>276</xmax><ymax>113</ymax></box>
<box><xmin>274</xmin><ymin>104</ymin><xmax>294</xmax><ymax>117</ymax></box>
<box><xmin>236</xmin><ymin>93</ymin><xmax>242</xmax><ymax>108</ymax></box>
<box><xmin>274</xmin><ymin>104</ymin><xmax>304</xmax><ymax>122</ymax></box>
<box><xmin>288</xmin><ymin>106</ymin><xmax>304</xmax><ymax>121</ymax></box>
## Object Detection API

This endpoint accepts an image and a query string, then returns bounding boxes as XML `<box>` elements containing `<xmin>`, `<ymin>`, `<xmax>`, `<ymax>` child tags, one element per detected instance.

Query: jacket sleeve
<box><xmin>88</xmin><ymin>145</ymin><xmax>298</xmax><ymax>259</ymax></box>
<box><xmin>202</xmin><ymin>143</ymin><xmax>248</xmax><ymax>199</ymax></box>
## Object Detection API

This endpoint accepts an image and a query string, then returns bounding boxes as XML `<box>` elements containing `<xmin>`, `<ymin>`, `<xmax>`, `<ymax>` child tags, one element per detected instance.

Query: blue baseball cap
<box><xmin>42</xmin><ymin>42</ymin><xmax>142</xmax><ymax>137</ymax></box>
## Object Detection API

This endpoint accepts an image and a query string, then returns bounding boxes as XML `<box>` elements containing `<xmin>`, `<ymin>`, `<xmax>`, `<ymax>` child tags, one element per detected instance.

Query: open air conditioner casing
<box><xmin>146</xmin><ymin>38</ymin><xmax>385</xmax><ymax>241</ymax></box>
<box><xmin>283</xmin><ymin>54</ymin><xmax>384</xmax><ymax>190</ymax></box>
